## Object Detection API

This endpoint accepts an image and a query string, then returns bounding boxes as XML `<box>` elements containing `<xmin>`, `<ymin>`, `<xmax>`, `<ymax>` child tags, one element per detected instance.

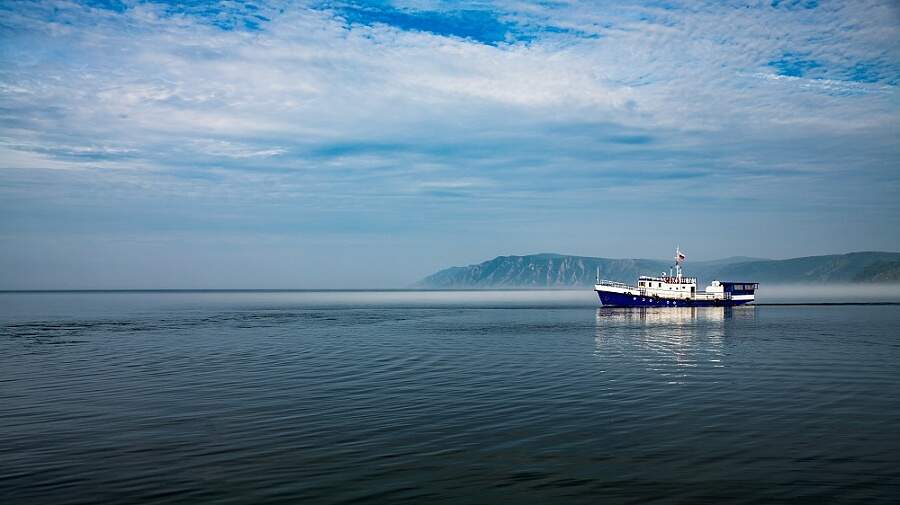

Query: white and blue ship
<box><xmin>594</xmin><ymin>248</ymin><xmax>758</xmax><ymax>307</ymax></box>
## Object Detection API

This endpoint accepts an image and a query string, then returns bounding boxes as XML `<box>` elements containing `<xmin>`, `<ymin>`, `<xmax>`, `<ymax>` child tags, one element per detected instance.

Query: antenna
<box><xmin>674</xmin><ymin>245</ymin><xmax>685</xmax><ymax>279</ymax></box>
<box><xmin>596</xmin><ymin>267</ymin><xmax>600</xmax><ymax>284</ymax></box>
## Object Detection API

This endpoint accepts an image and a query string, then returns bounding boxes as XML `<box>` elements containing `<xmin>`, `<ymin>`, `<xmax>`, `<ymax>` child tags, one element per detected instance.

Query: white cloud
<box><xmin>0</xmin><ymin>0</ymin><xmax>898</xmax><ymax>250</ymax></box>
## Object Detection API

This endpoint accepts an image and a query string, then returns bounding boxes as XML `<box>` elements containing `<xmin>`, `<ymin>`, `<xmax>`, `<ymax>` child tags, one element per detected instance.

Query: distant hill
<box><xmin>712</xmin><ymin>253</ymin><xmax>900</xmax><ymax>283</ymax></box>
<box><xmin>854</xmin><ymin>261</ymin><xmax>900</xmax><ymax>282</ymax></box>
<box><xmin>416</xmin><ymin>252</ymin><xmax>900</xmax><ymax>288</ymax></box>
<box><xmin>416</xmin><ymin>254</ymin><xmax>670</xmax><ymax>288</ymax></box>
<box><xmin>688</xmin><ymin>256</ymin><xmax>771</xmax><ymax>267</ymax></box>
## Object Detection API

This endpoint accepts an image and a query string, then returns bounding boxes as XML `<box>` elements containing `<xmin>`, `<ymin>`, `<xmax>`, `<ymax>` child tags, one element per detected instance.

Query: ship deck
<box><xmin>594</xmin><ymin>280</ymin><xmax>751</xmax><ymax>306</ymax></box>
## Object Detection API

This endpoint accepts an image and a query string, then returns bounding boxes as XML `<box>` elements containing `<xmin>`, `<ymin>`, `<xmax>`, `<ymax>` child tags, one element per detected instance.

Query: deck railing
<box><xmin>596</xmin><ymin>279</ymin><xmax>634</xmax><ymax>289</ymax></box>
<box><xmin>639</xmin><ymin>276</ymin><xmax>697</xmax><ymax>284</ymax></box>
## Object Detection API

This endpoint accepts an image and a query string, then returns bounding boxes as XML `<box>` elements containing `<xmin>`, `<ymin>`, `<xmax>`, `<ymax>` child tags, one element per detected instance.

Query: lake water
<box><xmin>2</xmin><ymin>290</ymin><xmax>899</xmax><ymax>504</ymax></box>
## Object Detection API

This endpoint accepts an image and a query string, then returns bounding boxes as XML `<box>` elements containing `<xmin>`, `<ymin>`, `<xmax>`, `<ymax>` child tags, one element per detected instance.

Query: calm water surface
<box><xmin>2</xmin><ymin>291</ymin><xmax>899</xmax><ymax>504</ymax></box>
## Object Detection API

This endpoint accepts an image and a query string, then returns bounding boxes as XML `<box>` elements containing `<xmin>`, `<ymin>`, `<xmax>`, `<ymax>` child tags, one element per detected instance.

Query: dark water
<box><xmin>2</xmin><ymin>291</ymin><xmax>899</xmax><ymax>504</ymax></box>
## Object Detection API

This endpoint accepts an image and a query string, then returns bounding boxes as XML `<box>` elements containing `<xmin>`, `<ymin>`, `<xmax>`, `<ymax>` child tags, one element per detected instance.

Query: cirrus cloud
<box><xmin>0</xmin><ymin>0</ymin><xmax>898</xmax><ymax>288</ymax></box>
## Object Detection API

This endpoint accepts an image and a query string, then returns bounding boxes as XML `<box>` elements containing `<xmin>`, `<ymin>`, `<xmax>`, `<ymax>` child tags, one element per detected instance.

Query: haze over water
<box><xmin>2</xmin><ymin>290</ymin><xmax>899</xmax><ymax>504</ymax></box>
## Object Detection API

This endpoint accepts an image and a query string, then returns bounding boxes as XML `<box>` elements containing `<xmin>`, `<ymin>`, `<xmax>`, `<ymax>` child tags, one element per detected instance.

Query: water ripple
<box><xmin>1</xmin><ymin>297</ymin><xmax>899</xmax><ymax>504</ymax></box>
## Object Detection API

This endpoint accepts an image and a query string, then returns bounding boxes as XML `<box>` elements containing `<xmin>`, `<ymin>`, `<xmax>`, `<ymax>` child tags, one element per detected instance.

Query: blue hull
<box><xmin>596</xmin><ymin>290</ymin><xmax>752</xmax><ymax>307</ymax></box>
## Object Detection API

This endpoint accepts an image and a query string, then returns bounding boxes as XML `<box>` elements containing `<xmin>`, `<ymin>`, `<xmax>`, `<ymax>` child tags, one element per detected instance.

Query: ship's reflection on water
<box><xmin>594</xmin><ymin>306</ymin><xmax>758</xmax><ymax>383</ymax></box>
<box><xmin>596</xmin><ymin>305</ymin><xmax>758</xmax><ymax>326</ymax></box>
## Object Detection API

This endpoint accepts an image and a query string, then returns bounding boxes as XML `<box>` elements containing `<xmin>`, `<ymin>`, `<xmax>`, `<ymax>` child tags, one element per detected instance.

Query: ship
<box><xmin>594</xmin><ymin>247</ymin><xmax>758</xmax><ymax>307</ymax></box>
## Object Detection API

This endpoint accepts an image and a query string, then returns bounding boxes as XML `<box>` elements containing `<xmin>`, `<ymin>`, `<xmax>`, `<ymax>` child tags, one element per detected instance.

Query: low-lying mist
<box><xmin>757</xmin><ymin>283</ymin><xmax>900</xmax><ymax>303</ymax></box>
<box><xmin>161</xmin><ymin>283</ymin><xmax>900</xmax><ymax>309</ymax></box>
<box><xmin>3</xmin><ymin>285</ymin><xmax>897</xmax><ymax>321</ymax></box>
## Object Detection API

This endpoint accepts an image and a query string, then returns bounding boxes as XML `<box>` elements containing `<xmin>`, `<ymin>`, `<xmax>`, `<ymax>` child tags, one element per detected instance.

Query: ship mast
<box><xmin>674</xmin><ymin>246</ymin><xmax>685</xmax><ymax>279</ymax></box>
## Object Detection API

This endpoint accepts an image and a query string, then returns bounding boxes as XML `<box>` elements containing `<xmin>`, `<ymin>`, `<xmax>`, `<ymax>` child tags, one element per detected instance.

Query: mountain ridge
<box><xmin>416</xmin><ymin>251</ymin><xmax>900</xmax><ymax>288</ymax></box>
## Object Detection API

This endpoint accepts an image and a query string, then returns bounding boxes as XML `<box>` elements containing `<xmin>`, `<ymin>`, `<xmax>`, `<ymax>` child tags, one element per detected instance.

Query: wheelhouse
<box><xmin>721</xmin><ymin>282</ymin><xmax>758</xmax><ymax>295</ymax></box>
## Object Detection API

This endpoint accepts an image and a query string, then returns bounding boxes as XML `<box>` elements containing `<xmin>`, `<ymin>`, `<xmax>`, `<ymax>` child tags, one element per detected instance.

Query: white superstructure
<box><xmin>593</xmin><ymin>247</ymin><xmax>758</xmax><ymax>307</ymax></box>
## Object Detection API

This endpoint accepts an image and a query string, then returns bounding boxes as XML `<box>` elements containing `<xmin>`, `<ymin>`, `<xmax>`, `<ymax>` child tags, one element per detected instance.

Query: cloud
<box><xmin>190</xmin><ymin>140</ymin><xmax>287</xmax><ymax>159</ymax></box>
<box><xmin>0</xmin><ymin>0</ymin><xmax>898</xmax><ymax>286</ymax></box>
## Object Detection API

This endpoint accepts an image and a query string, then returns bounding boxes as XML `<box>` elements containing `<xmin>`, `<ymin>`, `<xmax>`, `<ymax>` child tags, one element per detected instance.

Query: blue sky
<box><xmin>1</xmin><ymin>0</ymin><xmax>899</xmax><ymax>288</ymax></box>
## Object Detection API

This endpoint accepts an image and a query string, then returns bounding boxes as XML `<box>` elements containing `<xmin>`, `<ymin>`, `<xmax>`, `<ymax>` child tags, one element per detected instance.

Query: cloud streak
<box><xmin>0</xmin><ymin>0</ymin><xmax>898</xmax><ymax>287</ymax></box>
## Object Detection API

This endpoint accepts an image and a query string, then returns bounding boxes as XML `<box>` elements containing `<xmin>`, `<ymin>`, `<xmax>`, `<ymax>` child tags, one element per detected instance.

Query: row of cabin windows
<box><xmin>729</xmin><ymin>284</ymin><xmax>757</xmax><ymax>291</ymax></box>
<box><xmin>639</xmin><ymin>281</ymin><xmax>688</xmax><ymax>290</ymax></box>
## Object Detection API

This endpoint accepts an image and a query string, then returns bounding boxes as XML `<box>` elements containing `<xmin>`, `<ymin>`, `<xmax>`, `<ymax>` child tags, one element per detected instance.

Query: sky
<box><xmin>1</xmin><ymin>0</ymin><xmax>898</xmax><ymax>289</ymax></box>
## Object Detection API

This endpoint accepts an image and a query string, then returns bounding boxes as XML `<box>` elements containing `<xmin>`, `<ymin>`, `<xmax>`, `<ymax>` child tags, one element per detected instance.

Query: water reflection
<box><xmin>594</xmin><ymin>307</ymin><xmax>758</xmax><ymax>382</ymax></box>
<box><xmin>595</xmin><ymin>305</ymin><xmax>758</xmax><ymax>329</ymax></box>
<box><xmin>595</xmin><ymin>306</ymin><xmax>758</xmax><ymax>325</ymax></box>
